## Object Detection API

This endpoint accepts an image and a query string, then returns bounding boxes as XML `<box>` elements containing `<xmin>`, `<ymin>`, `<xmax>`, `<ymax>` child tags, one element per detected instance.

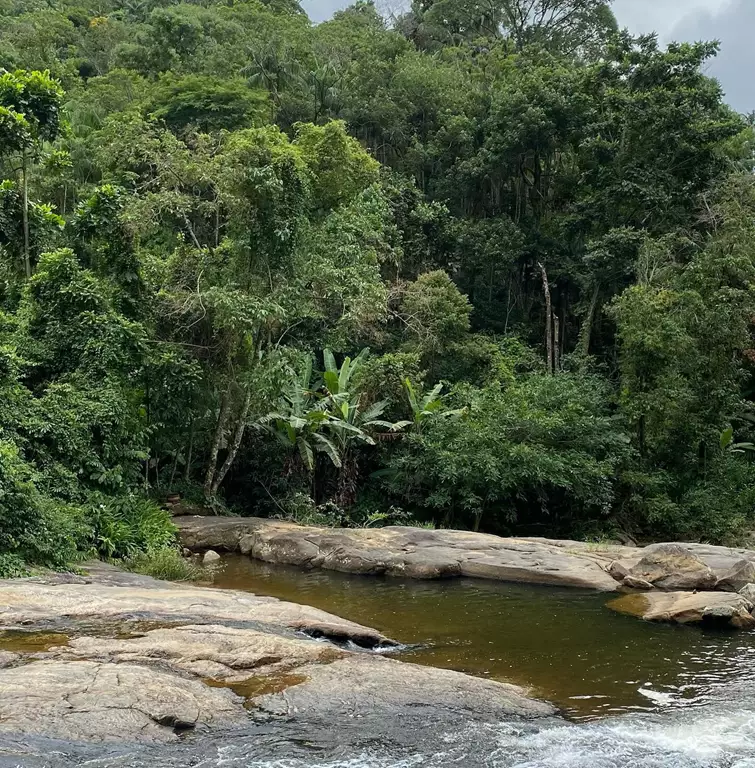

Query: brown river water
<box><xmin>3</xmin><ymin>555</ymin><xmax>755</xmax><ymax>767</ymax></box>
<box><xmin>210</xmin><ymin>554</ymin><xmax>755</xmax><ymax>721</ymax></box>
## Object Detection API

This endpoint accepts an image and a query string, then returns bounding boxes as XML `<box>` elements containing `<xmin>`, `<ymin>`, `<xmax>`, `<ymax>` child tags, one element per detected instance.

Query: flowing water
<box><xmin>3</xmin><ymin>555</ymin><xmax>755</xmax><ymax>768</ymax></box>
<box><xmin>210</xmin><ymin>555</ymin><xmax>755</xmax><ymax>721</ymax></box>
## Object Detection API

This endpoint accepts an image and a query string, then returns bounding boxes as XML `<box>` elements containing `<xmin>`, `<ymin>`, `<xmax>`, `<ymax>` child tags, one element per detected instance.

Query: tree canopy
<box><xmin>1</xmin><ymin>0</ymin><xmax>755</xmax><ymax>574</ymax></box>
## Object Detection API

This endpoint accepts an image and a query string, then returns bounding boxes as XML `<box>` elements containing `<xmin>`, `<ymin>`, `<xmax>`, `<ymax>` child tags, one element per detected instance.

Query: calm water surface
<box><xmin>210</xmin><ymin>554</ymin><xmax>755</xmax><ymax>721</ymax></box>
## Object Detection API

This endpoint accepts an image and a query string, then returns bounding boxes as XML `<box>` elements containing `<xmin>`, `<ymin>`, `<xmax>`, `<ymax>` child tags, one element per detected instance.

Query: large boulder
<box><xmin>715</xmin><ymin>559</ymin><xmax>755</xmax><ymax>592</ymax></box>
<box><xmin>619</xmin><ymin>543</ymin><xmax>716</xmax><ymax>591</ymax></box>
<box><xmin>608</xmin><ymin>590</ymin><xmax>755</xmax><ymax>629</ymax></box>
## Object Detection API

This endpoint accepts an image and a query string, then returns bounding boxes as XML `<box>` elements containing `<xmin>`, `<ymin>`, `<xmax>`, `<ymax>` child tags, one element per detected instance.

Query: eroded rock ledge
<box><xmin>177</xmin><ymin>516</ymin><xmax>631</xmax><ymax>590</ymax></box>
<box><xmin>0</xmin><ymin>565</ymin><xmax>553</xmax><ymax>748</ymax></box>
<box><xmin>176</xmin><ymin>517</ymin><xmax>755</xmax><ymax>590</ymax></box>
<box><xmin>176</xmin><ymin>517</ymin><xmax>755</xmax><ymax>629</ymax></box>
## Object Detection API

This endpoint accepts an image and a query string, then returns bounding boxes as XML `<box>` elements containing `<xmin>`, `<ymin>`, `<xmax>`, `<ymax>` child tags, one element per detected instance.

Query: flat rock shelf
<box><xmin>0</xmin><ymin>565</ymin><xmax>552</xmax><ymax>751</ymax></box>
<box><xmin>176</xmin><ymin>516</ymin><xmax>755</xmax><ymax>628</ymax></box>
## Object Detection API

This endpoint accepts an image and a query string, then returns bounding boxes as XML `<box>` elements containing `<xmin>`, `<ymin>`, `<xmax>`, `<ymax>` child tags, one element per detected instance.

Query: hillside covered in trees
<box><xmin>1</xmin><ymin>0</ymin><xmax>755</xmax><ymax>575</ymax></box>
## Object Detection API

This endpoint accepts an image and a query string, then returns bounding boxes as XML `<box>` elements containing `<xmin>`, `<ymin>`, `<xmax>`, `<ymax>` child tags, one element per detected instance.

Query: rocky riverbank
<box><xmin>0</xmin><ymin>564</ymin><xmax>552</xmax><ymax>757</ymax></box>
<box><xmin>176</xmin><ymin>517</ymin><xmax>755</xmax><ymax>629</ymax></box>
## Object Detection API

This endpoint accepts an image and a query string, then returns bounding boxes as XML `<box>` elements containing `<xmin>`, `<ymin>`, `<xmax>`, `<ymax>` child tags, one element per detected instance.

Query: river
<box><xmin>210</xmin><ymin>555</ymin><xmax>755</xmax><ymax>721</ymax></box>
<box><xmin>192</xmin><ymin>554</ymin><xmax>755</xmax><ymax>768</ymax></box>
<box><xmin>3</xmin><ymin>555</ymin><xmax>755</xmax><ymax>768</ymax></box>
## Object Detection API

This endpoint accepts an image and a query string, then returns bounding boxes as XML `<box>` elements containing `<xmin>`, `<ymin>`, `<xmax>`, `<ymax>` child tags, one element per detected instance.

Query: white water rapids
<box><xmin>219</xmin><ymin>694</ymin><xmax>755</xmax><ymax>768</ymax></box>
<box><xmin>232</xmin><ymin>718</ymin><xmax>755</xmax><ymax>768</ymax></box>
<box><xmin>2</xmin><ymin>660</ymin><xmax>753</xmax><ymax>768</ymax></box>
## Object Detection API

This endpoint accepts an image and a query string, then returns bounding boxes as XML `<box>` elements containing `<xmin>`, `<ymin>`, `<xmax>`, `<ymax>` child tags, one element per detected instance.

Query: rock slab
<box><xmin>177</xmin><ymin>517</ymin><xmax>630</xmax><ymax>591</ymax></box>
<box><xmin>0</xmin><ymin>567</ymin><xmax>553</xmax><ymax>747</ymax></box>
<box><xmin>608</xmin><ymin>591</ymin><xmax>755</xmax><ymax>629</ymax></box>
<box><xmin>176</xmin><ymin>516</ymin><xmax>755</xmax><ymax>595</ymax></box>
<box><xmin>0</xmin><ymin>659</ymin><xmax>247</xmax><ymax>743</ymax></box>
<box><xmin>0</xmin><ymin>566</ymin><xmax>392</xmax><ymax>649</ymax></box>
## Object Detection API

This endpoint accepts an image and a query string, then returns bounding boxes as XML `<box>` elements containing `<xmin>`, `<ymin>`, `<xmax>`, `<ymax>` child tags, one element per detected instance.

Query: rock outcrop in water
<box><xmin>176</xmin><ymin>517</ymin><xmax>755</xmax><ymax>629</ymax></box>
<box><xmin>176</xmin><ymin>516</ymin><xmax>630</xmax><ymax>590</ymax></box>
<box><xmin>0</xmin><ymin>564</ymin><xmax>553</xmax><ymax>751</ymax></box>
<box><xmin>608</xmin><ymin>590</ymin><xmax>755</xmax><ymax>629</ymax></box>
<box><xmin>176</xmin><ymin>516</ymin><xmax>755</xmax><ymax>594</ymax></box>
<box><xmin>611</xmin><ymin>543</ymin><xmax>718</xmax><ymax>591</ymax></box>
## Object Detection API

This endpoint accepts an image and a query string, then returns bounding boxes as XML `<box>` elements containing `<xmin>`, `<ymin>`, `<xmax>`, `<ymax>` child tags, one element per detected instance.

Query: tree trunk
<box><xmin>538</xmin><ymin>262</ymin><xmax>554</xmax><ymax>374</ymax></box>
<box><xmin>553</xmin><ymin>314</ymin><xmax>560</xmax><ymax>372</ymax></box>
<box><xmin>21</xmin><ymin>151</ymin><xmax>30</xmax><ymax>278</ymax></box>
<box><xmin>204</xmin><ymin>388</ymin><xmax>231</xmax><ymax>500</ymax></box>
<box><xmin>210</xmin><ymin>387</ymin><xmax>252</xmax><ymax>495</ymax></box>
<box><xmin>473</xmin><ymin>508</ymin><xmax>483</xmax><ymax>532</ymax></box>
<box><xmin>334</xmin><ymin>452</ymin><xmax>359</xmax><ymax>509</ymax></box>
<box><xmin>578</xmin><ymin>284</ymin><xmax>600</xmax><ymax>357</ymax></box>
<box><xmin>168</xmin><ymin>451</ymin><xmax>179</xmax><ymax>492</ymax></box>
<box><xmin>184</xmin><ymin>419</ymin><xmax>194</xmax><ymax>483</ymax></box>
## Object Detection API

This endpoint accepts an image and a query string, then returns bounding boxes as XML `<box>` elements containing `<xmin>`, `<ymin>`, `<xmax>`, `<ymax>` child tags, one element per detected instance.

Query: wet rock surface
<box><xmin>0</xmin><ymin>660</ymin><xmax>247</xmax><ymax>743</ymax></box>
<box><xmin>0</xmin><ymin>565</ymin><xmax>552</xmax><ymax>755</ymax></box>
<box><xmin>0</xmin><ymin>563</ymin><xmax>393</xmax><ymax>648</ymax></box>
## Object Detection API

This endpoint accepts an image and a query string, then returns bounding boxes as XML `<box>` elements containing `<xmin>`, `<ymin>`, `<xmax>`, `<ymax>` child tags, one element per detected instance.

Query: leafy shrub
<box><xmin>625</xmin><ymin>454</ymin><xmax>755</xmax><ymax>545</ymax></box>
<box><xmin>0</xmin><ymin>553</ymin><xmax>29</xmax><ymax>577</ymax></box>
<box><xmin>275</xmin><ymin>492</ymin><xmax>349</xmax><ymax>527</ymax></box>
<box><xmin>0</xmin><ymin>441</ymin><xmax>53</xmax><ymax>563</ymax></box>
<box><xmin>0</xmin><ymin>442</ymin><xmax>90</xmax><ymax>570</ymax></box>
<box><xmin>87</xmin><ymin>494</ymin><xmax>176</xmax><ymax>559</ymax></box>
<box><xmin>352</xmin><ymin>352</ymin><xmax>423</xmax><ymax>420</ymax></box>
<box><xmin>386</xmin><ymin>373</ymin><xmax>632</xmax><ymax>533</ymax></box>
<box><xmin>123</xmin><ymin>548</ymin><xmax>201</xmax><ymax>582</ymax></box>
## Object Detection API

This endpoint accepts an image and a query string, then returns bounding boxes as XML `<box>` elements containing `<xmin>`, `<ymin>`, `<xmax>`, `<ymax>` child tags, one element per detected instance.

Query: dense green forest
<box><xmin>1</xmin><ymin>0</ymin><xmax>755</xmax><ymax>575</ymax></box>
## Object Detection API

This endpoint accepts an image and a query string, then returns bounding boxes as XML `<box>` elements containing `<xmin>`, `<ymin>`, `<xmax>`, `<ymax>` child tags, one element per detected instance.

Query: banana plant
<box><xmin>256</xmin><ymin>357</ymin><xmax>341</xmax><ymax>470</ymax></box>
<box><xmin>404</xmin><ymin>378</ymin><xmax>466</xmax><ymax>431</ymax></box>
<box><xmin>321</xmin><ymin>348</ymin><xmax>368</xmax><ymax>397</ymax></box>
<box><xmin>320</xmin><ymin>349</ymin><xmax>409</xmax><ymax>507</ymax></box>
<box><xmin>720</xmin><ymin>426</ymin><xmax>755</xmax><ymax>455</ymax></box>
<box><xmin>322</xmin><ymin>349</ymin><xmax>410</xmax><ymax>445</ymax></box>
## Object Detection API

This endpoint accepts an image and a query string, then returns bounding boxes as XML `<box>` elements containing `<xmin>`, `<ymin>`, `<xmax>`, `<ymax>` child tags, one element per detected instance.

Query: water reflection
<box><xmin>210</xmin><ymin>555</ymin><xmax>755</xmax><ymax>720</ymax></box>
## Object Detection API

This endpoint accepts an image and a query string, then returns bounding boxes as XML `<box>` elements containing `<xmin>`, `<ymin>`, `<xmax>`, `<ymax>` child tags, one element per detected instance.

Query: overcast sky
<box><xmin>301</xmin><ymin>0</ymin><xmax>754</xmax><ymax>113</ymax></box>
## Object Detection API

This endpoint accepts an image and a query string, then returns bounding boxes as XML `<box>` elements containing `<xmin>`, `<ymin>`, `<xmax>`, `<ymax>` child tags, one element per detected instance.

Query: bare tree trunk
<box><xmin>184</xmin><ymin>419</ymin><xmax>194</xmax><ymax>483</ymax></box>
<box><xmin>204</xmin><ymin>389</ymin><xmax>231</xmax><ymax>500</ymax></box>
<box><xmin>538</xmin><ymin>262</ymin><xmax>553</xmax><ymax>374</ymax></box>
<box><xmin>21</xmin><ymin>151</ymin><xmax>30</xmax><ymax>278</ymax></box>
<box><xmin>211</xmin><ymin>388</ymin><xmax>252</xmax><ymax>495</ymax></box>
<box><xmin>578</xmin><ymin>284</ymin><xmax>600</xmax><ymax>357</ymax></box>
<box><xmin>334</xmin><ymin>452</ymin><xmax>359</xmax><ymax>509</ymax></box>
<box><xmin>168</xmin><ymin>451</ymin><xmax>179</xmax><ymax>492</ymax></box>
<box><xmin>553</xmin><ymin>314</ymin><xmax>560</xmax><ymax>372</ymax></box>
<box><xmin>473</xmin><ymin>508</ymin><xmax>483</xmax><ymax>532</ymax></box>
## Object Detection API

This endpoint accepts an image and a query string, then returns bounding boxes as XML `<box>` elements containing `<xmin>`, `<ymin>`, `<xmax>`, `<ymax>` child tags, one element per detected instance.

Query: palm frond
<box><xmin>360</xmin><ymin>399</ymin><xmax>390</xmax><ymax>423</ymax></box>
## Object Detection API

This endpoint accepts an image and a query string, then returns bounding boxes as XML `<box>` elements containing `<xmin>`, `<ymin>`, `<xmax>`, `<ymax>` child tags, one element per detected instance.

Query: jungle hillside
<box><xmin>1</xmin><ymin>0</ymin><xmax>755</xmax><ymax>575</ymax></box>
